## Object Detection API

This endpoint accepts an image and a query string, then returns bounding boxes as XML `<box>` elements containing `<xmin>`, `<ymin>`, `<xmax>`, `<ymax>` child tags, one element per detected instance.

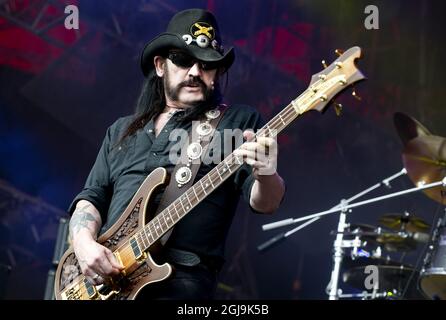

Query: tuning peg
<box><xmin>335</xmin><ymin>49</ymin><xmax>344</xmax><ymax>57</ymax></box>
<box><xmin>334</xmin><ymin>103</ymin><xmax>343</xmax><ymax>116</ymax></box>
<box><xmin>352</xmin><ymin>88</ymin><xmax>362</xmax><ymax>101</ymax></box>
<box><xmin>321</xmin><ymin>60</ymin><xmax>328</xmax><ymax>68</ymax></box>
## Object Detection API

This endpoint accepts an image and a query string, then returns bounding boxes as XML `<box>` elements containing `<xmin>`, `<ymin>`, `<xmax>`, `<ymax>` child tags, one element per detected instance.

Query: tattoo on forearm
<box><xmin>69</xmin><ymin>204</ymin><xmax>99</xmax><ymax>239</ymax></box>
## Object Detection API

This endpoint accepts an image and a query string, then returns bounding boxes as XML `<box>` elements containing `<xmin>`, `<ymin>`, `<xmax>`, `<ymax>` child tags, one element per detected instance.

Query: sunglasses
<box><xmin>167</xmin><ymin>51</ymin><xmax>218</xmax><ymax>71</ymax></box>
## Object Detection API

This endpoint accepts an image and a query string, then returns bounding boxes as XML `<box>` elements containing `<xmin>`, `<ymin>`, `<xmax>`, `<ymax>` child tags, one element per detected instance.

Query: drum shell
<box><xmin>419</xmin><ymin>222</ymin><xmax>446</xmax><ymax>299</ymax></box>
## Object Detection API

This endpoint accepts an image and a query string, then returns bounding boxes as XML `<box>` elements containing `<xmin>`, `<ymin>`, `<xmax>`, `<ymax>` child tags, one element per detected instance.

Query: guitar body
<box><xmin>54</xmin><ymin>46</ymin><xmax>365</xmax><ymax>300</ymax></box>
<box><xmin>54</xmin><ymin>167</ymin><xmax>173</xmax><ymax>300</ymax></box>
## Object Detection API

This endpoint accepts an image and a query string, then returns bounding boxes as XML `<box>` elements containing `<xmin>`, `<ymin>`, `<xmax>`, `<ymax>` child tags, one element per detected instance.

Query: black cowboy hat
<box><xmin>140</xmin><ymin>8</ymin><xmax>235</xmax><ymax>77</ymax></box>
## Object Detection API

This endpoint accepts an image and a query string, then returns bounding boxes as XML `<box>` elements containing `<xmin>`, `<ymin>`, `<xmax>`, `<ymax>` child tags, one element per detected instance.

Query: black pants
<box><xmin>135</xmin><ymin>263</ymin><xmax>218</xmax><ymax>300</ymax></box>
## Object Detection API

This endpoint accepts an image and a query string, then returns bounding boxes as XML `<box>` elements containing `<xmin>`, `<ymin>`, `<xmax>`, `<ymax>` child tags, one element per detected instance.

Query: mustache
<box><xmin>178</xmin><ymin>78</ymin><xmax>207</xmax><ymax>90</ymax></box>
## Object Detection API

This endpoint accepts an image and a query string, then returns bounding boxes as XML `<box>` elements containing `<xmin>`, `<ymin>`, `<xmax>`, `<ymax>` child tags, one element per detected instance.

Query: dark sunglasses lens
<box><xmin>200</xmin><ymin>62</ymin><xmax>214</xmax><ymax>71</ymax></box>
<box><xmin>169</xmin><ymin>53</ymin><xmax>195</xmax><ymax>68</ymax></box>
<box><xmin>168</xmin><ymin>52</ymin><xmax>218</xmax><ymax>70</ymax></box>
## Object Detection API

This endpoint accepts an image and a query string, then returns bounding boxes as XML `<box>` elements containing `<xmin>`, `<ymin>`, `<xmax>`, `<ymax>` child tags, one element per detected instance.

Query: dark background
<box><xmin>0</xmin><ymin>0</ymin><xmax>445</xmax><ymax>299</ymax></box>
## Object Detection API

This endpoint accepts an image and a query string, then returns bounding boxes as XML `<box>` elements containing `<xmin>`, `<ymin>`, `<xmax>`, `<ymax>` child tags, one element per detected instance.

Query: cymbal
<box><xmin>347</xmin><ymin>229</ymin><xmax>418</xmax><ymax>252</ymax></box>
<box><xmin>394</xmin><ymin>112</ymin><xmax>431</xmax><ymax>146</ymax></box>
<box><xmin>402</xmin><ymin>135</ymin><xmax>446</xmax><ymax>204</ymax></box>
<box><xmin>379</xmin><ymin>213</ymin><xmax>430</xmax><ymax>233</ymax></box>
<box><xmin>374</xmin><ymin>232</ymin><xmax>418</xmax><ymax>252</ymax></box>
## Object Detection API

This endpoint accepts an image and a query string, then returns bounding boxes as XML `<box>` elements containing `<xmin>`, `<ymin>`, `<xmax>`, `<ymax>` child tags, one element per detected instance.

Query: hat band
<box><xmin>182</xmin><ymin>34</ymin><xmax>223</xmax><ymax>53</ymax></box>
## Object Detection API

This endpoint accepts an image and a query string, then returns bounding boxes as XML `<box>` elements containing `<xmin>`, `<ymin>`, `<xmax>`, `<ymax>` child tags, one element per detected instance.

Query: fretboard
<box><xmin>134</xmin><ymin>87</ymin><xmax>318</xmax><ymax>252</ymax></box>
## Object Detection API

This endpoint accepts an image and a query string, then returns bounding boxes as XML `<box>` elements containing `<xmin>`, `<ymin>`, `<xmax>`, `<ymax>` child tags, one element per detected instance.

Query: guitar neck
<box><xmin>136</xmin><ymin>90</ymin><xmax>314</xmax><ymax>252</ymax></box>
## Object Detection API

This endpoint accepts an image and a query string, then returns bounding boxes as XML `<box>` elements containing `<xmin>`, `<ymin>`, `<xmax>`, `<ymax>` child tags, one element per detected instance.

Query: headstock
<box><xmin>302</xmin><ymin>46</ymin><xmax>366</xmax><ymax>114</ymax></box>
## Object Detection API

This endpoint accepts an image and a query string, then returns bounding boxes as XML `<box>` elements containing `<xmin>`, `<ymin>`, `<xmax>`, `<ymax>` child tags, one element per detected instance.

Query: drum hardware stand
<box><xmin>261</xmin><ymin>170</ymin><xmax>446</xmax><ymax>299</ymax></box>
<box><xmin>259</xmin><ymin>168</ymin><xmax>407</xmax><ymax>252</ymax></box>
<box><xmin>327</xmin><ymin>200</ymin><xmax>348</xmax><ymax>300</ymax></box>
<box><xmin>326</xmin><ymin>170</ymin><xmax>408</xmax><ymax>300</ymax></box>
<box><xmin>263</xmin><ymin>177</ymin><xmax>445</xmax><ymax>230</ymax></box>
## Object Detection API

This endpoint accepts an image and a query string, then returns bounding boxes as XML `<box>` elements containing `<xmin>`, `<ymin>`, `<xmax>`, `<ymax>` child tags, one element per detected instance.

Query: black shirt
<box><xmin>68</xmin><ymin>104</ymin><xmax>265</xmax><ymax>263</ymax></box>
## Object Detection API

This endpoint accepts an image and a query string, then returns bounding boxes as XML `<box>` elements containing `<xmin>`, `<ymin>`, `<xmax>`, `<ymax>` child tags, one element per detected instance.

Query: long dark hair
<box><xmin>118</xmin><ymin>66</ymin><xmax>227</xmax><ymax>145</ymax></box>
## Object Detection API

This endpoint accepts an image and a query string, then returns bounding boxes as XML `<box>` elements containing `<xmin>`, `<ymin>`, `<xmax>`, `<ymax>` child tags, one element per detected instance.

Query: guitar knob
<box><xmin>352</xmin><ymin>88</ymin><xmax>362</xmax><ymax>101</ymax></box>
<box><xmin>335</xmin><ymin>49</ymin><xmax>344</xmax><ymax>57</ymax></box>
<box><xmin>321</xmin><ymin>60</ymin><xmax>328</xmax><ymax>68</ymax></box>
<box><xmin>334</xmin><ymin>103</ymin><xmax>343</xmax><ymax>116</ymax></box>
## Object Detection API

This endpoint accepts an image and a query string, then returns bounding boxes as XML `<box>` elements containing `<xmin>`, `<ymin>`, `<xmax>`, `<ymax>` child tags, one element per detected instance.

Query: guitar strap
<box><xmin>155</xmin><ymin>104</ymin><xmax>228</xmax><ymax>245</ymax></box>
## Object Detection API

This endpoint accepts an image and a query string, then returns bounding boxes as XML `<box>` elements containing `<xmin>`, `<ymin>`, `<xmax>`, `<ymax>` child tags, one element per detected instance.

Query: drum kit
<box><xmin>260</xmin><ymin>111</ymin><xmax>445</xmax><ymax>299</ymax></box>
<box><xmin>336</xmin><ymin>112</ymin><xmax>446</xmax><ymax>300</ymax></box>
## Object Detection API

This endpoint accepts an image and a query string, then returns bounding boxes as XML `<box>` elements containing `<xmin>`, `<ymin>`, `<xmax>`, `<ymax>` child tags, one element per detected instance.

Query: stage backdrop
<box><xmin>0</xmin><ymin>0</ymin><xmax>445</xmax><ymax>299</ymax></box>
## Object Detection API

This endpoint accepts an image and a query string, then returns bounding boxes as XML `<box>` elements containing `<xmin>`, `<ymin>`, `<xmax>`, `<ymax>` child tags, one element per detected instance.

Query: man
<box><xmin>68</xmin><ymin>8</ymin><xmax>285</xmax><ymax>299</ymax></box>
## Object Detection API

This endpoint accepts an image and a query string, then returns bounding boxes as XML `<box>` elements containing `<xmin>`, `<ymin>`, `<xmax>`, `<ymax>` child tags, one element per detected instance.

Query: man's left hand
<box><xmin>234</xmin><ymin>130</ymin><xmax>278</xmax><ymax>180</ymax></box>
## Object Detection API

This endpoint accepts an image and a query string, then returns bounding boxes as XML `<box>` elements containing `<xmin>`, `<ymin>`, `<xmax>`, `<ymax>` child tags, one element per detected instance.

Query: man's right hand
<box><xmin>72</xmin><ymin>230</ymin><xmax>123</xmax><ymax>285</ymax></box>
<box><xmin>69</xmin><ymin>200</ymin><xmax>123</xmax><ymax>285</ymax></box>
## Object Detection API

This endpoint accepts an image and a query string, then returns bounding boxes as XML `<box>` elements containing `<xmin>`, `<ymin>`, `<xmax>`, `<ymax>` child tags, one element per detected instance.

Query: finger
<box><xmin>240</xmin><ymin>143</ymin><xmax>273</xmax><ymax>160</ymax></box>
<box><xmin>94</xmin><ymin>258</ymin><xmax>110</xmax><ymax>277</ymax></box>
<box><xmin>245</xmin><ymin>158</ymin><xmax>268</xmax><ymax>169</ymax></box>
<box><xmin>86</xmin><ymin>270</ymin><xmax>102</xmax><ymax>285</ymax></box>
<box><xmin>256</xmin><ymin>138</ymin><xmax>278</xmax><ymax>156</ymax></box>
<box><xmin>105</xmin><ymin>249</ymin><xmax>124</xmax><ymax>274</ymax></box>
<box><xmin>94</xmin><ymin>275</ymin><xmax>104</xmax><ymax>285</ymax></box>
<box><xmin>235</xmin><ymin>149</ymin><xmax>271</xmax><ymax>166</ymax></box>
<box><xmin>243</xmin><ymin>130</ymin><xmax>255</xmax><ymax>141</ymax></box>
<box><xmin>240</xmin><ymin>142</ymin><xmax>267</xmax><ymax>153</ymax></box>
<box><xmin>234</xmin><ymin>149</ymin><xmax>257</xmax><ymax>161</ymax></box>
<box><xmin>256</xmin><ymin>137</ymin><xmax>277</xmax><ymax>148</ymax></box>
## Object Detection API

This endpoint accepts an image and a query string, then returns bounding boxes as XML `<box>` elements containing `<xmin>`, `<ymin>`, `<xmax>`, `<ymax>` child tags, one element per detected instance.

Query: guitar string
<box><xmin>65</xmin><ymin>99</ymin><xmax>306</xmax><ymax>298</ymax></box>
<box><xmin>64</xmin><ymin>72</ymin><xmax>350</xmax><ymax>298</ymax></box>
<box><xmin>115</xmin><ymin>95</ymin><xmax>310</xmax><ymax>261</ymax></box>
<box><xmin>94</xmin><ymin>82</ymin><xmax>329</xmax><ymax>270</ymax></box>
<box><xmin>110</xmin><ymin>75</ymin><xmax>327</xmax><ymax>264</ymax></box>
<box><xmin>114</xmin><ymin>81</ymin><xmax>330</xmax><ymax>264</ymax></box>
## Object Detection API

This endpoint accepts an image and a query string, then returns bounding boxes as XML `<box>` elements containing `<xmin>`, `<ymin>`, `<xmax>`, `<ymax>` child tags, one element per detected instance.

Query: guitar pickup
<box><xmin>130</xmin><ymin>237</ymin><xmax>146</xmax><ymax>261</ymax></box>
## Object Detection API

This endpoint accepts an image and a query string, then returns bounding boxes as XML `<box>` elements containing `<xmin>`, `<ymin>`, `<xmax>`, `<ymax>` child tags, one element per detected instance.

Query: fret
<box><xmin>207</xmin><ymin>177</ymin><xmax>214</xmax><ymax>188</ymax></box>
<box><xmin>200</xmin><ymin>180</ymin><xmax>208</xmax><ymax>195</ymax></box>
<box><xmin>165</xmin><ymin>207</ymin><xmax>173</xmax><ymax>226</ymax></box>
<box><xmin>163</xmin><ymin>211</ymin><xmax>170</xmax><ymax>231</ymax></box>
<box><xmin>139</xmin><ymin>229</ymin><xmax>149</xmax><ymax>248</ymax></box>
<box><xmin>135</xmin><ymin>233</ymin><xmax>144</xmax><ymax>249</ymax></box>
<box><xmin>179</xmin><ymin>198</ymin><xmax>186</xmax><ymax>215</ymax></box>
<box><xmin>192</xmin><ymin>185</ymin><xmax>200</xmax><ymax>201</ymax></box>
<box><xmin>265</xmin><ymin>124</ymin><xmax>275</xmax><ymax>138</ymax></box>
<box><xmin>153</xmin><ymin>217</ymin><xmax>161</xmax><ymax>237</ymax></box>
<box><xmin>142</xmin><ymin>228</ymin><xmax>152</xmax><ymax>248</ymax></box>
<box><xmin>173</xmin><ymin>201</ymin><xmax>181</xmax><ymax>219</ymax></box>
<box><xmin>159</xmin><ymin>214</ymin><xmax>166</xmax><ymax>233</ymax></box>
<box><xmin>146</xmin><ymin>225</ymin><xmax>155</xmax><ymax>242</ymax></box>
<box><xmin>278</xmin><ymin>113</ymin><xmax>287</xmax><ymax>126</ymax></box>
<box><xmin>224</xmin><ymin>160</ymin><xmax>232</xmax><ymax>173</ymax></box>
<box><xmin>233</xmin><ymin>152</ymin><xmax>243</xmax><ymax>165</ymax></box>
<box><xmin>216</xmin><ymin>166</ymin><xmax>223</xmax><ymax>180</ymax></box>
<box><xmin>183</xmin><ymin>194</ymin><xmax>193</xmax><ymax>210</ymax></box>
